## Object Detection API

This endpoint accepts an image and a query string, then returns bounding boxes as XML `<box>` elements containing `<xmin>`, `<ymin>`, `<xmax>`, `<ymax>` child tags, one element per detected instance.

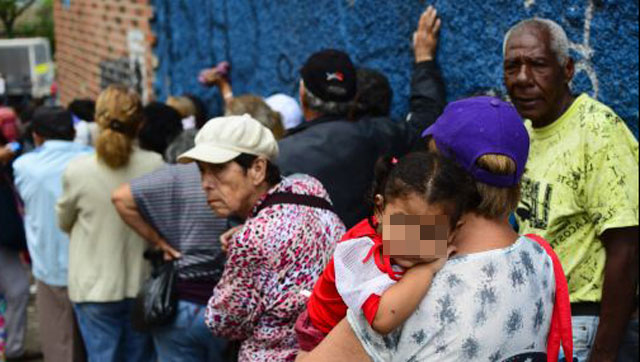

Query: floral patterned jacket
<box><xmin>205</xmin><ymin>174</ymin><xmax>345</xmax><ymax>361</ymax></box>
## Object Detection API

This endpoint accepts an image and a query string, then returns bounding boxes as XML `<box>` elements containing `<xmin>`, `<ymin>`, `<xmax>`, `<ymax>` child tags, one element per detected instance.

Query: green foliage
<box><xmin>0</xmin><ymin>0</ymin><xmax>38</xmax><ymax>38</ymax></box>
<box><xmin>14</xmin><ymin>0</ymin><xmax>54</xmax><ymax>50</ymax></box>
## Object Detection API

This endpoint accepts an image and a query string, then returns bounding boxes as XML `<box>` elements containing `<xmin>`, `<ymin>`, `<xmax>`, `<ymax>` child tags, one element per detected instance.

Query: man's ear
<box><xmin>563</xmin><ymin>57</ymin><xmax>575</xmax><ymax>85</ymax></box>
<box><xmin>248</xmin><ymin>157</ymin><xmax>268</xmax><ymax>186</ymax></box>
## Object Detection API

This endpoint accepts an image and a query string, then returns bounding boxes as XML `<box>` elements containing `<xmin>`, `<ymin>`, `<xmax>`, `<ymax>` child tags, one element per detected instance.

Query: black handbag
<box><xmin>131</xmin><ymin>249</ymin><xmax>178</xmax><ymax>331</ymax></box>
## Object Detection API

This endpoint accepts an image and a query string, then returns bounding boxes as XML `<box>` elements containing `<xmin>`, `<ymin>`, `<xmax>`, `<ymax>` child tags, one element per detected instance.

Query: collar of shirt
<box><xmin>285</xmin><ymin>115</ymin><xmax>344</xmax><ymax>136</ymax></box>
<box><xmin>250</xmin><ymin>177</ymin><xmax>288</xmax><ymax>217</ymax></box>
<box><xmin>37</xmin><ymin>139</ymin><xmax>92</xmax><ymax>153</ymax></box>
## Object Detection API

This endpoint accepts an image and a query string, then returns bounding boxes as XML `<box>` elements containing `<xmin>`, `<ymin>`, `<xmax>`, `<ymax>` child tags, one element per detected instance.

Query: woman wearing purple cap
<box><xmin>299</xmin><ymin>97</ymin><xmax>573</xmax><ymax>362</ymax></box>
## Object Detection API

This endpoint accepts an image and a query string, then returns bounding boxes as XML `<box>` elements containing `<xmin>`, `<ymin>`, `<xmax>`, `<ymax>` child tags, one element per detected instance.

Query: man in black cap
<box><xmin>277</xmin><ymin>6</ymin><xmax>446</xmax><ymax>228</ymax></box>
<box><xmin>12</xmin><ymin>106</ymin><xmax>91</xmax><ymax>362</ymax></box>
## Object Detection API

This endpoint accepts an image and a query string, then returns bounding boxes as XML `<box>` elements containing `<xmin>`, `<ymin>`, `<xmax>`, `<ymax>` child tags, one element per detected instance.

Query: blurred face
<box><xmin>379</xmin><ymin>193</ymin><xmax>451</xmax><ymax>268</ymax></box>
<box><xmin>198</xmin><ymin>160</ymin><xmax>264</xmax><ymax>218</ymax></box>
<box><xmin>503</xmin><ymin>25</ymin><xmax>574</xmax><ymax>126</ymax></box>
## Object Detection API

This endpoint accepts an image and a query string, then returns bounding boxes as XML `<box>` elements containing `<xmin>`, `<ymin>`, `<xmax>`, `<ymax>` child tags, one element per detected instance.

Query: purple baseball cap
<box><xmin>421</xmin><ymin>96</ymin><xmax>529</xmax><ymax>187</ymax></box>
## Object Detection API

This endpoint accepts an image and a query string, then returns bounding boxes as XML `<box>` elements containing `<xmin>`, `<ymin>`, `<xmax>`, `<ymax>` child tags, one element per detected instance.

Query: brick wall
<box><xmin>53</xmin><ymin>0</ymin><xmax>155</xmax><ymax>105</ymax></box>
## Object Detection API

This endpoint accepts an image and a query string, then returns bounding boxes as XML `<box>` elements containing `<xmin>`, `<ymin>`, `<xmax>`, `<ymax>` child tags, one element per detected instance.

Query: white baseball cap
<box><xmin>177</xmin><ymin>114</ymin><xmax>279</xmax><ymax>164</ymax></box>
<box><xmin>264</xmin><ymin>93</ymin><xmax>303</xmax><ymax>130</ymax></box>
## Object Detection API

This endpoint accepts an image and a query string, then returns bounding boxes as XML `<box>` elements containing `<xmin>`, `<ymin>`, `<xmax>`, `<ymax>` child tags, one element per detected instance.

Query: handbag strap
<box><xmin>253</xmin><ymin>192</ymin><xmax>335</xmax><ymax>217</ymax></box>
<box><xmin>525</xmin><ymin>233</ymin><xmax>573</xmax><ymax>362</ymax></box>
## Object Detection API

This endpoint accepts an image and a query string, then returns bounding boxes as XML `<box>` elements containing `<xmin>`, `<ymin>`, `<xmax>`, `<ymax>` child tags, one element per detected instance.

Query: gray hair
<box><xmin>164</xmin><ymin>128</ymin><xmax>196</xmax><ymax>163</ymax></box>
<box><xmin>302</xmin><ymin>82</ymin><xmax>351</xmax><ymax>117</ymax></box>
<box><xmin>503</xmin><ymin>18</ymin><xmax>571</xmax><ymax>65</ymax></box>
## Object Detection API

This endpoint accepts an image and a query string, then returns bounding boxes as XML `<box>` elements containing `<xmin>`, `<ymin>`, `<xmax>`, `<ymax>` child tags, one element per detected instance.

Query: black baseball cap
<box><xmin>32</xmin><ymin>106</ymin><xmax>75</xmax><ymax>140</ymax></box>
<box><xmin>300</xmin><ymin>49</ymin><xmax>357</xmax><ymax>103</ymax></box>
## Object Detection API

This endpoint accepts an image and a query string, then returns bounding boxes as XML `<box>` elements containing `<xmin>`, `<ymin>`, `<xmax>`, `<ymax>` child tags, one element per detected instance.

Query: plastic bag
<box><xmin>131</xmin><ymin>250</ymin><xmax>177</xmax><ymax>331</ymax></box>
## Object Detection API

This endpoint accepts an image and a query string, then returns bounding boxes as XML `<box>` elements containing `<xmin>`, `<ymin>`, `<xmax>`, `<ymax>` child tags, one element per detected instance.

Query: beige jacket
<box><xmin>56</xmin><ymin>147</ymin><xmax>164</xmax><ymax>303</ymax></box>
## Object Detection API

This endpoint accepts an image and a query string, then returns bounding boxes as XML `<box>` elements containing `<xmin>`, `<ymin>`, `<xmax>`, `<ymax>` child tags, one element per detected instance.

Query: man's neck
<box><xmin>532</xmin><ymin>91</ymin><xmax>576</xmax><ymax>129</ymax></box>
<box><xmin>451</xmin><ymin>213</ymin><xmax>519</xmax><ymax>255</ymax></box>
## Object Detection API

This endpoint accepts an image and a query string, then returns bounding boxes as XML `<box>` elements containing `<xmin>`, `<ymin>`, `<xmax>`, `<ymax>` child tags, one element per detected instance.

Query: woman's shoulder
<box><xmin>130</xmin><ymin>146</ymin><xmax>165</xmax><ymax>170</ymax></box>
<box><xmin>132</xmin><ymin>146</ymin><xmax>164</xmax><ymax>162</ymax></box>
<box><xmin>64</xmin><ymin>153</ymin><xmax>96</xmax><ymax>175</ymax></box>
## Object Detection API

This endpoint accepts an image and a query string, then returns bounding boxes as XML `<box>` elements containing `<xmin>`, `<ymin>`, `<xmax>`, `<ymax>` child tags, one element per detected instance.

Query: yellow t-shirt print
<box><xmin>516</xmin><ymin>94</ymin><xmax>639</xmax><ymax>303</ymax></box>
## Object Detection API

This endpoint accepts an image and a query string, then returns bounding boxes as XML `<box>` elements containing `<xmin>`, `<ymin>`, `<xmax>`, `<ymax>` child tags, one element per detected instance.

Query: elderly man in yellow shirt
<box><xmin>504</xmin><ymin>18</ymin><xmax>639</xmax><ymax>362</ymax></box>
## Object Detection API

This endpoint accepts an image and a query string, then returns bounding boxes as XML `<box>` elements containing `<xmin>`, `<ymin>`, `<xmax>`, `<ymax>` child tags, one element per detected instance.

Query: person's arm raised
<box><xmin>406</xmin><ymin>5</ymin><xmax>446</xmax><ymax>150</ymax></box>
<box><xmin>413</xmin><ymin>5</ymin><xmax>441</xmax><ymax>63</ymax></box>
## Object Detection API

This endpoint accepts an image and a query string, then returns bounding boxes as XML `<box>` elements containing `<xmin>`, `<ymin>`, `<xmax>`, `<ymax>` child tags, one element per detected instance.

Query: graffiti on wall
<box><xmin>150</xmin><ymin>0</ymin><xmax>638</xmax><ymax>136</ymax></box>
<box><xmin>99</xmin><ymin>30</ymin><xmax>148</xmax><ymax>99</ymax></box>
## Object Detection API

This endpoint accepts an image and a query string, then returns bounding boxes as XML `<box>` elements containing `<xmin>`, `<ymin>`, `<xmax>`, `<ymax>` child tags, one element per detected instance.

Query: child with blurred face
<box><xmin>295</xmin><ymin>152</ymin><xmax>479</xmax><ymax>353</ymax></box>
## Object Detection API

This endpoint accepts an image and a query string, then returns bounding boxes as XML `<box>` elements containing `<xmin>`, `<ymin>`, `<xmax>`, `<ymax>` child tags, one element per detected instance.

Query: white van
<box><xmin>0</xmin><ymin>37</ymin><xmax>54</xmax><ymax>98</ymax></box>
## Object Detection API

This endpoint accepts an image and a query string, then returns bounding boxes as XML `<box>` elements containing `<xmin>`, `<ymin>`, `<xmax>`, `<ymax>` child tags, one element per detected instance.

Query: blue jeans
<box><xmin>151</xmin><ymin>300</ymin><xmax>227</xmax><ymax>362</ymax></box>
<box><xmin>559</xmin><ymin>316</ymin><xmax>639</xmax><ymax>362</ymax></box>
<box><xmin>73</xmin><ymin>299</ymin><xmax>155</xmax><ymax>362</ymax></box>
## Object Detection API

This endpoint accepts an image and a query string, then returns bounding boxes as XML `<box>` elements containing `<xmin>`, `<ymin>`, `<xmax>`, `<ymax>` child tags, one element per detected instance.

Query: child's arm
<box><xmin>370</xmin><ymin>257</ymin><xmax>447</xmax><ymax>335</ymax></box>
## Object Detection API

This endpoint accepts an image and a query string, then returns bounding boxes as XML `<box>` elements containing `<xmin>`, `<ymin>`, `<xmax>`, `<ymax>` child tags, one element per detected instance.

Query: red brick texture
<box><xmin>53</xmin><ymin>0</ymin><xmax>155</xmax><ymax>105</ymax></box>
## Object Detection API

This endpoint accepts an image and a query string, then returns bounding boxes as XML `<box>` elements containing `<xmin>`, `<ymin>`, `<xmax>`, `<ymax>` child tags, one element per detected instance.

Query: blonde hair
<box><xmin>428</xmin><ymin>138</ymin><xmax>520</xmax><ymax>218</ymax></box>
<box><xmin>225</xmin><ymin>95</ymin><xmax>285</xmax><ymax>140</ymax></box>
<box><xmin>475</xmin><ymin>154</ymin><xmax>521</xmax><ymax>218</ymax></box>
<box><xmin>166</xmin><ymin>96</ymin><xmax>197</xmax><ymax>119</ymax></box>
<box><xmin>94</xmin><ymin>85</ymin><xmax>143</xmax><ymax>168</ymax></box>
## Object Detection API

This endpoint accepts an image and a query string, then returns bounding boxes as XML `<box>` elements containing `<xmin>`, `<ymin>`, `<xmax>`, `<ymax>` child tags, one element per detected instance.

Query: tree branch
<box><xmin>15</xmin><ymin>0</ymin><xmax>37</xmax><ymax>18</ymax></box>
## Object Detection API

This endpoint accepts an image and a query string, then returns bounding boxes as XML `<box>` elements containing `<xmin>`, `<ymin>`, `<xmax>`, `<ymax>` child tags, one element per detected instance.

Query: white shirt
<box><xmin>334</xmin><ymin>236</ymin><xmax>401</xmax><ymax>311</ymax></box>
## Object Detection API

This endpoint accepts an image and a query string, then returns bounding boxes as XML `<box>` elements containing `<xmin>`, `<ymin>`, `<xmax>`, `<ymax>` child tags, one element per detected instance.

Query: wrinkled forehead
<box><xmin>384</xmin><ymin>214</ymin><xmax>449</xmax><ymax>225</ymax></box>
<box><xmin>505</xmin><ymin>25</ymin><xmax>552</xmax><ymax>56</ymax></box>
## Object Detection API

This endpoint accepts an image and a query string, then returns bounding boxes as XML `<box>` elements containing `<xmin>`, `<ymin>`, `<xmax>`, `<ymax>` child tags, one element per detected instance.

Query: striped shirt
<box><xmin>130</xmin><ymin>163</ymin><xmax>227</xmax><ymax>305</ymax></box>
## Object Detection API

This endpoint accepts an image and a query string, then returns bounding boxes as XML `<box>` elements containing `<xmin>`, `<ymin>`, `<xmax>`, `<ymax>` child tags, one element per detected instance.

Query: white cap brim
<box><xmin>177</xmin><ymin>144</ymin><xmax>241</xmax><ymax>164</ymax></box>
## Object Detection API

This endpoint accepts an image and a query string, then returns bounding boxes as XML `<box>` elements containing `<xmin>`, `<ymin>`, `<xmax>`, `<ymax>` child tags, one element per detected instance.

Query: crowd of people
<box><xmin>0</xmin><ymin>5</ymin><xmax>637</xmax><ymax>362</ymax></box>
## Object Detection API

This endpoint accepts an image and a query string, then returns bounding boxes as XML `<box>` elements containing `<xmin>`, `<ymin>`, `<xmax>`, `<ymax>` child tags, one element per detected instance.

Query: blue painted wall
<box><xmin>151</xmin><ymin>0</ymin><xmax>639</xmax><ymax>137</ymax></box>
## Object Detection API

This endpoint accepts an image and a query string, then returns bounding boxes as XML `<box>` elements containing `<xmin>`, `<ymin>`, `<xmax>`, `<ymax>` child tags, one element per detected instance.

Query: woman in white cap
<box><xmin>178</xmin><ymin>114</ymin><xmax>345</xmax><ymax>362</ymax></box>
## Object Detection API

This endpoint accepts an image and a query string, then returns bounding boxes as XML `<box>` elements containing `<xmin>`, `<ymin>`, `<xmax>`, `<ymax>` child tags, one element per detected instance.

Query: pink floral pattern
<box><xmin>0</xmin><ymin>295</ymin><xmax>6</xmax><ymax>362</ymax></box>
<box><xmin>205</xmin><ymin>175</ymin><xmax>345</xmax><ymax>361</ymax></box>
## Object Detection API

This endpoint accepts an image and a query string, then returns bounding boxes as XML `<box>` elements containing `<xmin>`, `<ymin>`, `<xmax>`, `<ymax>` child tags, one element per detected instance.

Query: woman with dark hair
<box><xmin>139</xmin><ymin>101</ymin><xmax>183</xmax><ymax>157</ymax></box>
<box><xmin>68</xmin><ymin>98</ymin><xmax>98</xmax><ymax>146</ymax></box>
<box><xmin>295</xmin><ymin>152</ymin><xmax>477</xmax><ymax>357</ymax></box>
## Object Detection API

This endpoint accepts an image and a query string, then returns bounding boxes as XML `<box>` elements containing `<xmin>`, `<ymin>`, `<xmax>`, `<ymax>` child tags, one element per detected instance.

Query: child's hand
<box><xmin>395</xmin><ymin>245</ymin><xmax>456</xmax><ymax>272</ymax></box>
<box><xmin>414</xmin><ymin>245</ymin><xmax>456</xmax><ymax>275</ymax></box>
